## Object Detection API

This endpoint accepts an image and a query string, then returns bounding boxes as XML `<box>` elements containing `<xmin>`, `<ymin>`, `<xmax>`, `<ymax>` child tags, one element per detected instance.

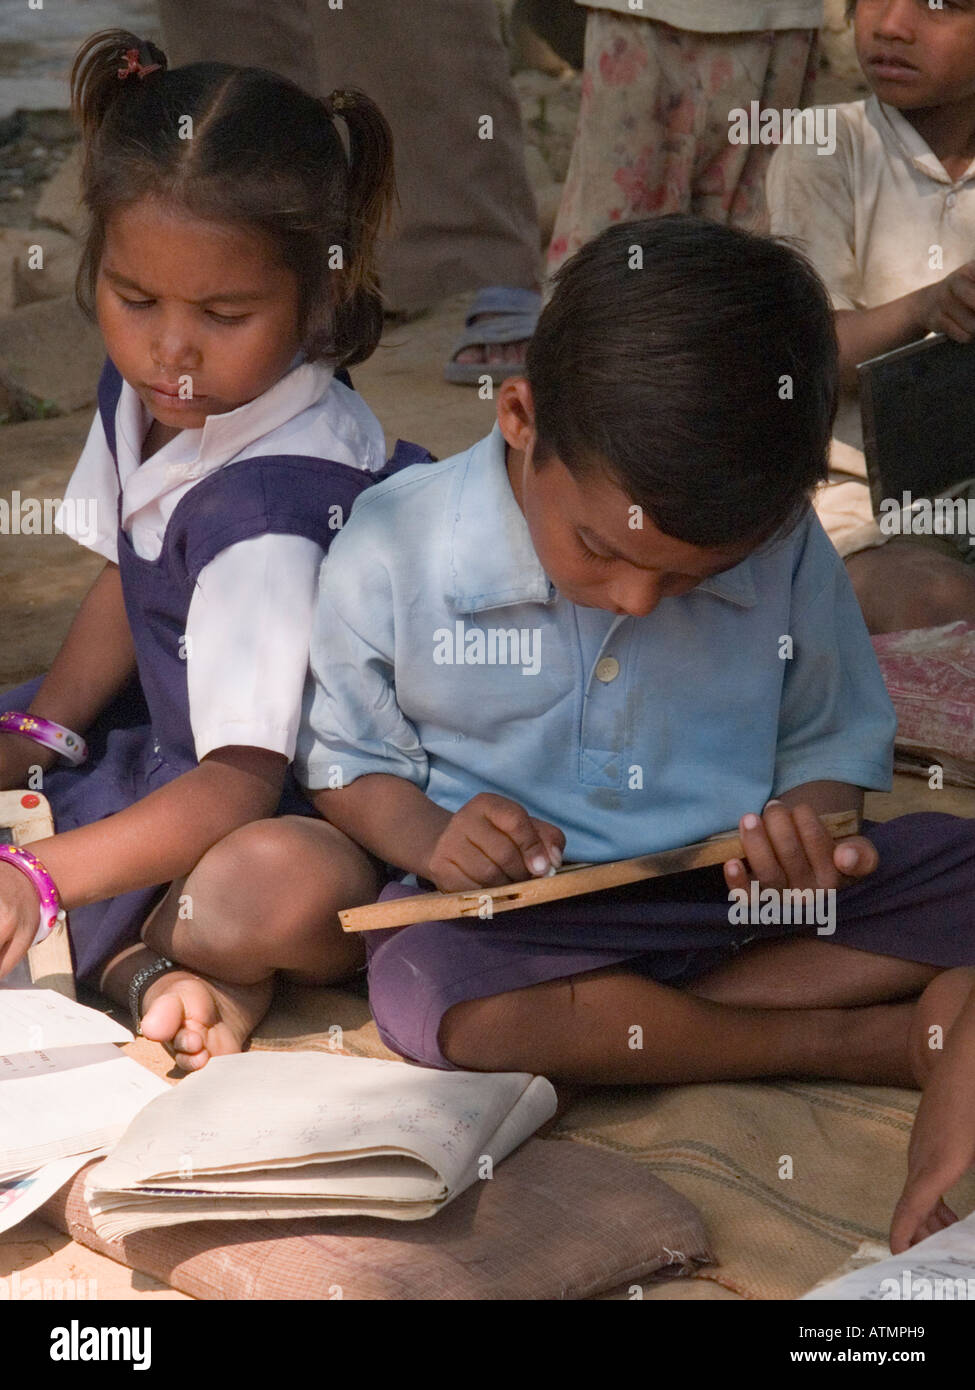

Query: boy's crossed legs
<box><xmin>100</xmin><ymin>810</ymin><xmax>974</xmax><ymax>1096</ymax></box>
<box><xmin>439</xmin><ymin>941</ymin><xmax>967</xmax><ymax>1090</ymax></box>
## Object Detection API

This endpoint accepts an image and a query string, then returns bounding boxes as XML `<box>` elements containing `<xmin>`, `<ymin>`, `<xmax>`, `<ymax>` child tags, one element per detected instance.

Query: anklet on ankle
<box><xmin>129</xmin><ymin>955</ymin><xmax>177</xmax><ymax>1033</ymax></box>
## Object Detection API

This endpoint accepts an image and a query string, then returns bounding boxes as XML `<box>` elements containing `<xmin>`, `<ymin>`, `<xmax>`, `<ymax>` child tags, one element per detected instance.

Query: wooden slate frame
<box><xmin>340</xmin><ymin>809</ymin><xmax>861</xmax><ymax>932</ymax></box>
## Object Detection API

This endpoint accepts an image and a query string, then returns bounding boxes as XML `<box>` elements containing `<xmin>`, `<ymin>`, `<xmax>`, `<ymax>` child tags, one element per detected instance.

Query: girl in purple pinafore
<box><xmin>0</xmin><ymin>29</ymin><xmax>426</xmax><ymax>1060</ymax></box>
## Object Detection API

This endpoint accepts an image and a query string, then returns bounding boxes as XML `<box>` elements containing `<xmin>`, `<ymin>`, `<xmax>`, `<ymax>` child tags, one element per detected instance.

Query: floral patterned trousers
<box><xmin>547</xmin><ymin>12</ymin><xmax>819</xmax><ymax>274</ymax></box>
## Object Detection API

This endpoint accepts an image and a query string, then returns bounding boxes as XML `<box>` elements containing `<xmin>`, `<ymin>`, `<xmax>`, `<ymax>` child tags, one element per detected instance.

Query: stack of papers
<box><xmin>803</xmin><ymin>1212</ymin><xmax>975</xmax><ymax>1299</ymax></box>
<box><xmin>0</xmin><ymin>990</ymin><xmax>168</xmax><ymax>1232</ymax></box>
<box><xmin>86</xmin><ymin>1051</ymin><xmax>557</xmax><ymax>1237</ymax></box>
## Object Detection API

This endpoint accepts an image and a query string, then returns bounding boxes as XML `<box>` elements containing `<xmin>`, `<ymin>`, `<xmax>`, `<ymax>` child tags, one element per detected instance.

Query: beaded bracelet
<box><xmin>128</xmin><ymin>955</ymin><xmax>178</xmax><ymax>1032</ymax></box>
<box><xmin>0</xmin><ymin>844</ymin><xmax>67</xmax><ymax>947</ymax></box>
<box><xmin>0</xmin><ymin>711</ymin><xmax>88</xmax><ymax>766</ymax></box>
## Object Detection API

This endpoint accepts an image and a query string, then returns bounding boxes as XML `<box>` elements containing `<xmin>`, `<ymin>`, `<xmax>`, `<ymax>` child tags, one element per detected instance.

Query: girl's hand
<box><xmin>425</xmin><ymin>792</ymin><xmax>565</xmax><ymax>892</ymax></box>
<box><xmin>921</xmin><ymin>261</ymin><xmax>975</xmax><ymax>343</ymax></box>
<box><xmin>0</xmin><ymin>861</ymin><xmax>42</xmax><ymax>978</ymax></box>
<box><xmin>723</xmin><ymin>800</ymin><xmax>877</xmax><ymax>893</ymax></box>
<box><xmin>889</xmin><ymin>1069</ymin><xmax>972</xmax><ymax>1254</ymax></box>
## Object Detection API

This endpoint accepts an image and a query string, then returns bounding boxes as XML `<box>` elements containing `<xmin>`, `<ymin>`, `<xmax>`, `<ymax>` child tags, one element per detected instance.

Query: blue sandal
<box><xmin>444</xmin><ymin>286</ymin><xmax>542</xmax><ymax>386</ymax></box>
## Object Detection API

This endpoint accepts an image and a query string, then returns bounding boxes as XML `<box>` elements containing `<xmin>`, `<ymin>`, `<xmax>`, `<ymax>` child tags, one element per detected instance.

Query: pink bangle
<box><xmin>0</xmin><ymin>844</ymin><xmax>67</xmax><ymax>947</ymax></box>
<box><xmin>0</xmin><ymin>711</ymin><xmax>88</xmax><ymax>766</ymax></box>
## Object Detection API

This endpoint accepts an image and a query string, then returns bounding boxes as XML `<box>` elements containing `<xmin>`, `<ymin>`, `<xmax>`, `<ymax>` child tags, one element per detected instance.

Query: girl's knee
<box><xmin>183</xmin><ymin>821</ymin><xmax>296</xmax><ymax>931</ymax></box>
<box><xmin>912</xmin><ymin>967</ymin><xmax>975</xmax><ymax>1084</ymax></box>
<box><xmin>187</xmin><ymin>818</ymin><xmax>366</xmax><ymax>950</ymax></box>
<box><xmin>905</xmin><ymin>554</ymin><xmax>975</xmax><ymax>626</ymax></box>
<box><xmin>846</xmin><ymin>544</ymin><xmax>975</xmax><ymax>631</ymax></box>
<box><xmin>196</xmin><ymin>817</ymin><xmax>304</xmax><ymax>883</ymax></box>
<box><xmin>195</xmin><ymin>817</ymin><xmax>374</xmax><ymax>902</ymax></box>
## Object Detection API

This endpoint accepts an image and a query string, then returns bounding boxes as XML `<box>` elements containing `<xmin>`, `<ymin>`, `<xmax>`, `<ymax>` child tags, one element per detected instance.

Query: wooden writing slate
<box><xmin>340</xmin><ymin>809</ymin><xmax>861</xmax><ymax>932</ymax></box>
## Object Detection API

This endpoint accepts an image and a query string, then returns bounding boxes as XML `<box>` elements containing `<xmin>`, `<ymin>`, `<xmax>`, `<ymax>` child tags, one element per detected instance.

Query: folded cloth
<box><xmin>42</xmin><ymin>1139</ymin><xmax>712</xmax><ymax>1300</ymax></box>
<box><xmin>873</xmin><ymin>621</ymin><xmax>975</xmax><ymax>784</ymax></box>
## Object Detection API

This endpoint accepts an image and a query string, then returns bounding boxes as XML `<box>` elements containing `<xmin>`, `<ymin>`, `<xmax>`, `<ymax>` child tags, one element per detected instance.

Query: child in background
<box><xmin>767</xmin><ymin>0</ymin><xmax>975</xmax><ymax>633</ymax></box>
<box><xmin>288</xmin><ymin>218</ymin><xmax>975</xmax><ymax>1118</ymax></box>
<box><xmin>0</xmin><ymin>29</ymin><xmax>413</xmax><ymax>1064</ymax></box>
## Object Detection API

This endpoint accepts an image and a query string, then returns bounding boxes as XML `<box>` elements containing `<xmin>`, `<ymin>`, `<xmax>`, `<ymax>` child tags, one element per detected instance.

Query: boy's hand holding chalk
<box><xmin>424</xmin><ymin>792</ymin><xmax>565</xmax><ymax>891</ymax></box>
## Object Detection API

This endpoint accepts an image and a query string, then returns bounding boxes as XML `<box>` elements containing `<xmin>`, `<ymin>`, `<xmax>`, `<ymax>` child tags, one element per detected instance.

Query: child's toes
<box><xmin>172</xmin><ymin>1022</ymin><xmax>207</xmax><ymax>1056</ymax></box>
<box><xmin>172</xmin><ymin>1041</ymin><xmax>211</xmax><ymax>1071</ymax></box>
<box><xmin>139</xmin><ymin>990</ymin><xmax>188</xmax><ymax>1045</ymax></box>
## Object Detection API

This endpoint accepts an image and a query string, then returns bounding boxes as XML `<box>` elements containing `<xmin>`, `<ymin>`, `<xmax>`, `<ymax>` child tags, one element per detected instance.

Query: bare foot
<box><xmin>139</xmin><ymin>968</ymin><xmax>274</xmax><ymax>1072</ymax></box>
<box><xmin>909</xmin><ymin>967</ymin><xmax>975</xmax><ymax>1086</ymax></box>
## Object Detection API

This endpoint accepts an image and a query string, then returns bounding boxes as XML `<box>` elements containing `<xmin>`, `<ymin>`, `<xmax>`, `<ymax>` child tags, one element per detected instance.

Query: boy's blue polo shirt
<box><xmin>295</xmin><ymin>424</ymin><xmax>895</xmax><ymax>862</ymax></box>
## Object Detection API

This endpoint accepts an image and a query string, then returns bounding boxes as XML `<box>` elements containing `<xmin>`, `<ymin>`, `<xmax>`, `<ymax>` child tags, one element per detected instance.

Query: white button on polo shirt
<box><xmin>595</xmin><ymin>657</ymin><xmax>620</xmax><ymax>683</ymax></box>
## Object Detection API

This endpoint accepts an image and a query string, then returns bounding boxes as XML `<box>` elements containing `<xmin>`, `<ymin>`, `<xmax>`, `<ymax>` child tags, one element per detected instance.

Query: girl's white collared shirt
<box><xmin>55</xmin><ymin>361</ymin><xmax>388</xmax><ymax>763</ymax></box>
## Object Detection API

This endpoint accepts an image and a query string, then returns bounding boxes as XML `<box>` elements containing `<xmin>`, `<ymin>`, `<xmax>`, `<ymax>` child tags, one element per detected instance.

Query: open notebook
<box><xmin>86</xmin><ymin>1051</ymin><xmax>558</xmax><ymax>1238</ymax></box>
<box><xmin>0</xmin><ymin>989</ymin><xmax>168</xmax><ymax>1232</ymax></box>
<box><xmin>0</xmin><ymin>988</ymin><xmax>168</xmax><ymax>1179</ymax></box>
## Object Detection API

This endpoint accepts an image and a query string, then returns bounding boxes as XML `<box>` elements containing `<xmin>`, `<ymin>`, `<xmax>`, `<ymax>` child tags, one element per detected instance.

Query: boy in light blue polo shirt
<box><xmin>294</xmin><ymin>217</ymin><xmax>975</xmax><ymax>1123</ymax></box>
<box><xmin>296</xmin><ymin>417</ymin><xmax>893</xmax><ymax>865</ymax></box>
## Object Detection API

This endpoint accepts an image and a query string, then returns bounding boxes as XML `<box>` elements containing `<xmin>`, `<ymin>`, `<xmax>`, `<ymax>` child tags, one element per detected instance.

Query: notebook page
<box><xmin>0</xmin><ymin>1153</ymin><xmax>94</xmax><ymax>1235</ymax></box>
<box><xmin>0</xmin><ymin>1046</ymin><xmax>168</xmax><ymax>1171</ymax></box>
<box><xmin>105</xmin><ymin>1157</ymin><xmax>442</xmax><ymax>1202</ymax></box>
<box><xmin>95</xmin><ymin>1052</ymin><xmax>555</xmax><ymax>1197</ymax></box>
<box><xmin>803</xmin><ymin>1211</ymin><xmax>975</xmax><ymax>1299</ymax></box>
<box><xmin>91</xmin><ymin>1192</ymin><xmax>444</xmax><ymax>1236</ymax></box>
<box><xmin>0</xmin><ymin>989</ymin><xmax>131</xmax><ymax>1056</ymax></box>
<box><xmin>443</xmin><ymin>1073</ymin><xmax>558</xmax><ymax>1206</ymax></box>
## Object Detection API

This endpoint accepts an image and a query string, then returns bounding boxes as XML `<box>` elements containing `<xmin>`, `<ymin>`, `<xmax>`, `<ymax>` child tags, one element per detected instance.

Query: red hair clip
<box><xmin>117</xmin><ymin>47</ymin><xmax>162</xmax><ymax>81</ymax></box>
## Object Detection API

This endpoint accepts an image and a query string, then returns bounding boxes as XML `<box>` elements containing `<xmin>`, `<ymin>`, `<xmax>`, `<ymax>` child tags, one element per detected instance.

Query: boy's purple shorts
<box><xmin>364</xmin><ymin>813</ymin><xmax>975</xmax><ymax>1069</ymax></box>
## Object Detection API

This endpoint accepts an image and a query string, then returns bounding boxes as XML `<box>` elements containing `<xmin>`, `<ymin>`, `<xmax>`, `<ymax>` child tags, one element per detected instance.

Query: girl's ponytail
<box><xmin>71</xmin><ymin>29</ymin><xmax>167</xmax><ymax>148</ymax></box>
<box><xmin>323</xmin><ymin>89</ymin><xmax>396</xmax><ymax>368</ymax></box>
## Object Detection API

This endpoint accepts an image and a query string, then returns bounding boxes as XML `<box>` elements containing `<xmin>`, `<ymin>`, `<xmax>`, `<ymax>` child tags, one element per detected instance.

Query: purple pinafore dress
<box><xmin>3</xmin><ymin>360</ymin><xmax>431</xmax><ymax>984</ymax></box>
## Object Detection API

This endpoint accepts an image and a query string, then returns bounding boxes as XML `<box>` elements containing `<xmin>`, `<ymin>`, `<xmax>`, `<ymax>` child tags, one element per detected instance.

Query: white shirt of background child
<box><xmin>767</xmin><ymin>95</ymin><xmax>975</xmax><ymax>454</ymax></box>
<box><xmin>55</xmin><ymin>361</ymin><xmax>388</xmax><ymax>763</ymax></box>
